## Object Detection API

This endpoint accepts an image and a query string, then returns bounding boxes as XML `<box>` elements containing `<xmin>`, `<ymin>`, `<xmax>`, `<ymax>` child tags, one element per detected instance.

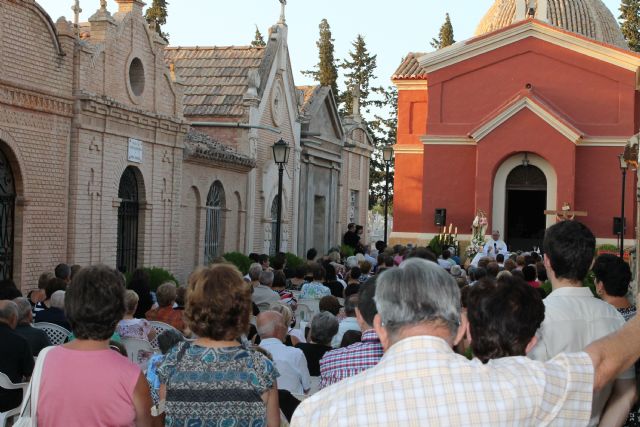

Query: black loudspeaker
<box><xmin>613</xmin><ymin>217</ymin><xmax>626</xmax><ymax>235</ymax></box>
<box><xmin>435</xmin><ymin>208</ymin><xmax>447</xmax><ymax>226</ymax></box>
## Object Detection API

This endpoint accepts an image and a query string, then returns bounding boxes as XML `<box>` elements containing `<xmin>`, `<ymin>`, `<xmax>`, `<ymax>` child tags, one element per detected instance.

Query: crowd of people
<box><xmin>0</xmin><ymin>220</ymin><xmax>639</xmax><ymax>426</ymax></box>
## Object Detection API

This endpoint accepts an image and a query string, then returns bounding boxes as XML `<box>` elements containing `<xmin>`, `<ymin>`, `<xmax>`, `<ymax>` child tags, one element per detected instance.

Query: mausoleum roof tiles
<box><xmin>164</xmin><ymin>46</ymin><xmax>265</xmax><ymax>117</ymax></box>
<box><xmin>392</xmin><ymin>53</ymin><xmax>428</xmax><ymax>80</ymax></box>
<box><xmin>184</xmin><ymin>129</ymin><xmax>255</xmax><ymax>168</ymax></box>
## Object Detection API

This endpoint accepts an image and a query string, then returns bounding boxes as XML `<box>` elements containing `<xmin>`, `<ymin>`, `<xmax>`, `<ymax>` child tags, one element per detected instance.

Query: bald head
<box><xmin>256</xmin><ymin>310</ymin><xmax>286</xmax><ymax>341</ymax></box>
<box><xmin>0</xmin><ymin>300</ymin><xmax>18</xmax><ymax>329</ymax></box>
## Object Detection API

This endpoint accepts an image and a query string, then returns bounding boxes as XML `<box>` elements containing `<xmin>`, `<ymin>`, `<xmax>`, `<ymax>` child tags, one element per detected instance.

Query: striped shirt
<box><xmin>319</xmin><ymin>329</ymin><xmax>383</xmax><ymax>389</ymax></box>
<box><xmin>293</xmin><ymin>336</ymin><xmax>594</xmax><ymax>427</ymax></box>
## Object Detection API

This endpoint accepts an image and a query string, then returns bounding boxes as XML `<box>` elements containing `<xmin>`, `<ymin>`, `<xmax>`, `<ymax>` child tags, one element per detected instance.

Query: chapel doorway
<box><xmin>505</xmin><ymin>165</ymin><xmax>546</xmax><ymax>252</ymax></box>
<box><xmin>0</xmin><ymin>148</ymin><xmax>16</xmax><ymax>280</ymax></box>
<box><xmin>117</xmin><ymin>167</ymin><xmax>141</xmax><ymax>273</ymax></box>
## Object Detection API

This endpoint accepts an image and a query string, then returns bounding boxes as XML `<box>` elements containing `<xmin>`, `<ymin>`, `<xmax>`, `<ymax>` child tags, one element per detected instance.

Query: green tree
<box><xmin>620</xmin><ymin>0</ymin><xmax>640</xmax><ymax>51</ymax></box>
<box><xmin>431</xmin><ymin>13</ymin><xmax>455</xmax><ymax>49</ymax></box>
<box><xmin>145</xmin><ymin>0</ymin><xmax>169</xmax><ymax>41</ymax></box>
<box><xmin>340</xmin><ymin>34</ymin><xmax>378</xmax><ymax>115</ymax></box>
<box><xmin>302</xmin><ymin>19</ymin><xmax>339</xmax><ymax>97</ymax></box>
<box><xmin>251</xmin><ymin>25</ymin><xmax>266</xmax><ymax>47</ymax></box>
<box><xmin>368</xmin><ymin>85</ymin><xmax>397</xmax><ymax>208</ymax></box>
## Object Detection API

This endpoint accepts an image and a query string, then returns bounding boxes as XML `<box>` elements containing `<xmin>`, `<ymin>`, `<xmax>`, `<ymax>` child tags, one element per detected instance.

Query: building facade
<box><xmin>392</xmin><ymin>0</ymin><xmax>640</xmax><ymax>251</ymax></box>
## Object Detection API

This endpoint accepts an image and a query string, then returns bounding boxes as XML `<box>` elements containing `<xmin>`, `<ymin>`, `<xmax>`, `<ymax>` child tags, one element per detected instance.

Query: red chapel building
<box><xmin>391</xmin><ymin>0</ymin><xmax>640</xmax><ymax>251</ymax></box>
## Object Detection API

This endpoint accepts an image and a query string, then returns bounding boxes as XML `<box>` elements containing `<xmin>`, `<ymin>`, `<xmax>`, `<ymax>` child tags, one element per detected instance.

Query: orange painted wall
<box><xmin>575</xmin><ymin>147</ymin><xmax>637</xmax><ymax>238</ymax></box>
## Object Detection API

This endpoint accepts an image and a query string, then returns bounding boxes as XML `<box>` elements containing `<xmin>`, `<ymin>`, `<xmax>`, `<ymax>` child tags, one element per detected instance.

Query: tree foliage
<box><xmin>368</xmin><ymin>86</ymin><xmax>397</xmax><ymax>209</ymax></box>
<box><xmin>302</xmin><ymin>19</ymin><xmax>339</xmax><ymax>96</ymax></box>
<box><xmin>340</xmin><ymin>34</ymin><xmax>378</xmax><ymax>115</ymax></box>
<box><xmin>145</xmin><ymin>0</ymin><xmax>169</xmax><ymax>41</ymax></box>
<box><xmin>620</xmin><ymin>0</ymin><xmax>640</xmax><ymax>52</ymax></box>
<box><xmin>431</xmin><ymin>13</ymin><xmax>455</xmax><ymax>49</ymax></box>
<box><xmin>251</xmin><ymin>25</ymin><xmax>266</xmax><ymax>47</ymax></box>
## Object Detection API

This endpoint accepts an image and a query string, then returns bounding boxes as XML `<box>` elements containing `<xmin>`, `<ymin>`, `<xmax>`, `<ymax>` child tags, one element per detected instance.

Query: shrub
<box><xmin>340</xmin><ymin>244</ymin><xmax>354</xmax><ymax>258</ymax></box>
<box><xmin>222</xmin><ymin>252</ymin><xmax>252</xmax><ymax>275</ymax></box>
<box><xmin>284</xmin><ymin>252</ymin><xmax>304</xmax><ymax>270</ymax></box>
<box><xmin>125</xmin><ymin>266</ymin><xmax>178</xmax><ymax>291</ymax></box>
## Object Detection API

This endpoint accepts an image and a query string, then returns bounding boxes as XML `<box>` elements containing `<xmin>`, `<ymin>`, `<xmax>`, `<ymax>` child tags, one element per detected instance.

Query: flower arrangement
<box><xmin>429</xmin><ymin>224</ymin><xmax>458</xmax><ymax>257</ymax></box>
<box><xmin>465</xmin><ymin>210</ymin><xmax>488</xmax><ymax>258</ymax></box>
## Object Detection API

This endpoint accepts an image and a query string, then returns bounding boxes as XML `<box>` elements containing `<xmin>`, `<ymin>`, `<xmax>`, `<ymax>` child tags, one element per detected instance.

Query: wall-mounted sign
<box><xmin>128</xmin><ymin>138</ymin><xmax>143</xmax><ymax>163</ymax></box>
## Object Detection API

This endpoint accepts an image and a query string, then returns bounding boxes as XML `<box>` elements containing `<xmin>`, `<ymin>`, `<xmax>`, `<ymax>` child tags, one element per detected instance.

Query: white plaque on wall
<box><xmin>128</xmin><ymin>138</ymin><xmax>143</xmax><ymax>163</ymax></box>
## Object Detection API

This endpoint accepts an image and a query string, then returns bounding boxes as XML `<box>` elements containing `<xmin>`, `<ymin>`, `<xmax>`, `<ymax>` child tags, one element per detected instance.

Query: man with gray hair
<box><xmin>13</xmin><ymin>297</ymin><xmax>50</xmax><ymax>356</ymax></box>
<box><xmin>292</xmin><ymin>258</ymin><xmax>640</xmax><ymax>426</ymax></box>
<box><xmin>35</xmin><ymin>289</ymin><xmax>71</xmax><ymax>330</ymax></box>
<box><xmin>0</xmin><ymin>300</ymin><xmax>34</xmax><ymax>412</ymax></box>
<box><xmin>252</xmin><ymin>266</ymin><xmax>279</xmax><ymax>310</ymax></box>
<box><xmin>257</xmin><ymin>311</ymin><xmax>310</xmax><ymax>395</ymax></box>
<box><xmin>296</xmin><ymin>312</ymin><xmax>339</xmax><ymax>375</ymax></box>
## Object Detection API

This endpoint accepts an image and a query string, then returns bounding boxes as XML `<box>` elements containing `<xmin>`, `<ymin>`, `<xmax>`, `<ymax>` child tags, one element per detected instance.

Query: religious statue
<box><xmin>466</xmin><ymin>209</ymin><xmax>488</xmax><ymax>259</ymax></box>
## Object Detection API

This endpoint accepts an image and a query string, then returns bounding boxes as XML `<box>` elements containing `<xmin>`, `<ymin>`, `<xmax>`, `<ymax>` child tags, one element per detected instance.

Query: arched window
<box><xmin>269</xmin><ymin>196</ymin><xmax>279</xmax><ymax>256</ymax></box>
<box><xmin>0</xmin><ymin>149</ymin><xmax>16</xmax><ymax>280</ymax></box>
<box><xmin>117</xmin><ymin>167</ymin><xmax>140</xmax><ymax>273</ymax></box>
<box><xmin>204</xmin><ymin>181</ymin><xmax>225</xmax><ymax>262</ymax></box>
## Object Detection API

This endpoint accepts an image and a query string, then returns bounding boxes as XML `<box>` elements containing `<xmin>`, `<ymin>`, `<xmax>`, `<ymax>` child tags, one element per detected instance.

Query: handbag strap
<box><xmin>18</xmin><ymin>346</ymin><xmax>55</xmax><ymax>425</ymax></box>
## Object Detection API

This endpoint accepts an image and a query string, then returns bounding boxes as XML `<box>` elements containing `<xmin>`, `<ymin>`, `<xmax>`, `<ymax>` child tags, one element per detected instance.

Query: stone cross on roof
<box><xmin>279</xmin><ymin>0</ymin><xmax>287</xmax><ymax>24</ymax></box>
<box><xmin>72</xmin><ymin>0</ymin><xmax>82</xmax><ymax>28</ymax></box>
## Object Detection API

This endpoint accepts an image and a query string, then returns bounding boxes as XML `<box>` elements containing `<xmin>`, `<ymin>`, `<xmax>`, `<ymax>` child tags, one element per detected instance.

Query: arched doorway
<box><xmin>204</xmin><ymin>181</ymin><xmax>225</xmax><ymax>263</ymax></box>
<box><xmin>505</xmin><ymin>165</ymin><xmax>547</xmax><ymax>251</ymax></box>
<box><xmin>117</xmin><ymin>167</ymin><xmax>140</xmax><ymax>273</ymax></box>
<box><xmin>0</xmin><ymin>149</ymin><xmax>16</xmax><ymax>280</ymax></box>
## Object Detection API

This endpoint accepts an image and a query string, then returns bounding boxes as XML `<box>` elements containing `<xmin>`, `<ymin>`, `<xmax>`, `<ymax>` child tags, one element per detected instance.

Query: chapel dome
<box><xmin>475</xmin><ymin>0</ymin><xmax>628</xmax><ymax>49</ymax></box>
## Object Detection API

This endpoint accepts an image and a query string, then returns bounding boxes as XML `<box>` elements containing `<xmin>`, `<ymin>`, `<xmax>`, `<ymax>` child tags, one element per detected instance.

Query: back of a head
<box><xmin>272</xmin><ymin>254</ymin><xmax>286</xmax><ymax>271</ymax></box>
<box><xmin>375</xmin><ymin>258</ymin><xmax>461</xmax><ymax>340</ymax></box>
<box><xmin>503</xmin><ymin>259</ymin><xmax>517</xmax><ymax>272</ymax></box>
<box><xmin>360</xmin><ymin>261</ymin><xmax>372</xmax><ymax>275</ymax></box>
<box><xmin>129</xmin><ymin>268</ymin><xmax>150</xmax><ymax>290</ymax></box>
<box><xmin>13</xmin><ymin>297</ymin><xmax>32</xmax><ymax>324</ymax></box>
<box><xmin>593</xmin><ymin>254</ymin><xmax>632</xmax><ymax>297</ymax></box>
<box><xmin>0</xmin><ymin>280</ymin><xmax>20</xmax><ymax>300</ymax></box>
<box><xmin>248</xmin><ymin>253</ymin><xmax>260</xmax><ymax>263</ymax></box>
<box><xmin>310</xmin><ymin>311</ymin><xmax>339</xmax><ymax>346</ymax></box>
<box><xmin>471</xmin><ymin>267</ymin><xmax>487</xmax><ymax>281</ymax></box>
<box><xmin>259</xmin><ymin>270</ymin><xmax>274</xmax><ymax>287</ymax></box>
<box><xmin>344</xmin><ymin>294</ymin><xmax>358</xmax><ymax>317</ymax></box>
<box><xmin>38</xmin><ymin>272</ymin><xmax>54</xmax><ymax>290</ymax></box>
<box><xmin>319</xmin><ymin>295</ymin><xmax>341</xmax><ymax>316</ymax></box>
<box><xmin>543</xmin><ymin>221</ymin><xmax>595</xmax><ymax>282</ymax></box>
<box><xmin>272</xmin><ymin>270</ymin><xmax>287</xmax><ymax>288</ymax></box>
<box><xmin>486</xmin><ymin>262</ymin><xmax>499</xmax><ymax>278</ymax></box>
<box><xmin>442</xmin><ymin>250</ymin><xmax>451</xmax><ymax>260</ymax></box>
<box><xmin>156</xmin><ymin>283</ymin><xmax>177</xmax><ymax>307</ymax></box>
<box><xmin>375</xmin><ymin>240</ymin><xmax>387</xmax><ymax>253</ymax></box>
<box><xmin>294</xmin><ymin>265</ymin><xmax>308</xmax><ymax>279</ymax></box>
<box><xmin>186</xmin><ymin>264</ymin><xmax>250</xmax><ymax>340</ymax></box>
<box><xmin>256</xmin><ymin>310</ymin><xmax>285</xmax><ymax>339</ymax></box>
<box><xmin>384</xmin><ymin>256</ymin><xmax>395</xmax><ymax>267</ymax></box>
<box><xmin>157</xmin><ymin>329</ymin><xmax>184</xmax><ymax>354</ymax></box>
<box><xmin>515</xmin><ymin>255</ymin><xmax>526</xmax><ymax>267</ymax></box>
<box><xmin>323</xmin><ymin>262</ymin><xmax>337</xmax><ymax>281</ymax></box>
<box><xmin>349</xmin><ymin>267</ymin><xmax>361</xmax><ymax>280</ymax></box>
<box><xmin>408</xmin><ymin>247</ymin><xmax>437</xmax><ymax>262</ymax></box>
<box><xmin>50</xmin><ymin>290</ymin><xmax>65</xmax><ymax>309</ymax></box>
<box><xmin>345</xmin><ymin>256</ymin><xmax>359</xmax><ymax>269</ymax></box>
<box><xmin>248</xmin><ymin>263</ymin><xmax>263</xmax><ymax>281</ymax></box>
<box><xmin>311</xmin><ymin>263</ymin><xmax>325</xmax><ymax>281</ymax></box>
<box><xmin>467</xmin><ymin>276</ymin><xmax>545</xmax><ymax>363</ymax></box>
<box><xmin>66</xmin><ymin>265</ymin><xmax>126</xmax><ymax>340</ymax></box>
<box><xmin>478</xmin><ymin>257</ymin><xmax>492</xmax><ymax>269</ymax></box>
<box><xmin>0</xmin><ymin>300</ymin><xmax>18</xmax><ymax>326</ymax></box>
<box><xmin>46</xmin><ymin>278</ymin><xmax>67</xmax><ymax>299</ymax></box>
<box><xmin>357</xmin><ymin>276</ymin><xmax>378</xmax><ymax>327</ymax></box>
<box><xmin>496</xmin><ymin>254</ymin><xmax>505</xmax><ymax>263</ymax></box>
<box><xmin>340</xmin><ymin>330</ymin><xmax>362</xmax><ymax>347</ymax></box>
<box><xmin>258</xmin><ymin>254</ymin><xmax>270</xmax><ymax>265</ymax></box>
<box><xmin>522</xmin><ymin>265</ymin><xmax>537</xmax><ymax>282</ymax></box>
<box><xmin>124</xmin><ymin>289</ymin><xmax>139</xmax><ymax>314</ymax></box>
<box><xmin>55</xmin><ymin>263</ymin><xmax>71</xmax><ymax>281</ymax></box>
<box><xmin>307</xmin><ymin>248</ymin><xmax>318</xmax><ymax>261</ymax></box>
<box><xmin>269</xmin><ymin>302</ymin><xmax>293</xmax><ymax>327</ymax></box>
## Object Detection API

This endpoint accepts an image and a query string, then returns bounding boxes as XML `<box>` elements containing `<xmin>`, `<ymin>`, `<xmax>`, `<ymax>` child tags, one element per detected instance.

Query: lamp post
<box><xmin>619</xmin><ymin>153</ymin><xmax>629</xmax><ymax>258</ymax></box>
<box><xmin>272</xmin><ymin>138</ymin><xmax>291</xmax><ymax>254</ymax></box>
<box><xmin>382</xmin><ymin>145</ymin><xmax>394</xmax><ymax>244</ymax></box>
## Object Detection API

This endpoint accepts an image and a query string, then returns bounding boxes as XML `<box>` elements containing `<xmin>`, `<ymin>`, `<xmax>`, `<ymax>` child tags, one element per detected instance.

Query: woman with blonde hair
<box><xmin>158</xmin><ymin>264</ymin><xmax>279</xmax><ymax>426</ymax></box>
<box><xmin>117</xmin><ymin>289</ymin><xmax>156</xmax><ymax>342</ymax></box>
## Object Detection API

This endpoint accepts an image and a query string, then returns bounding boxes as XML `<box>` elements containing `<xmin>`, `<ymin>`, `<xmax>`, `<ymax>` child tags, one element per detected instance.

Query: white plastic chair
<box><xmin>121</xmin><ymin>337</ymin><xmax>156</xmax><ymax>369</ymax></box>
<box><xmin>296</xmin><ymin>304</ymin><xmax>313</xmax><ymax>327</ymax></box>
<box><xmin>33</xmin><ymin>322</ymin><xmax>71</xmax><ymax>345</ymax></box>
<box><xmin>149</xmin><ymin>321</ymin><xmax>181</xmax><ymax>349</ymax></box>
<box><xmin>0</xmin><ymin>372</ymin><xmax>28</xmax><ymax>427</ymax></box>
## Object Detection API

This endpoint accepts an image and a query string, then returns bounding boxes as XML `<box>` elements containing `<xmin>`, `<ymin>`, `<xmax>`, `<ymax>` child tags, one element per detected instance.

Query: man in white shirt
<box><xmin>529</xmin><ymin>221</ymin><xmax>636</xmax><ymax>427</ymax></box>
<box><xmin>483</xmin><ymin>230</ymin><xmax>508</xmax><ymax>258</ymax></box>
<box><xmin>331</xmin><ymin>294</ymin><xmax>360</xmax><ymax>348</ymax></box>
<box><xmin>257</xmin><ymin>311</ymin><xmax>310</xmax><ymax>395</ymax></box>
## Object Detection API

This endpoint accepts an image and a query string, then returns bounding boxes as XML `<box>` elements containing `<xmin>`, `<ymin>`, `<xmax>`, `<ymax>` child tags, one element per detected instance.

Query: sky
<box><xmin>37</xmin><ymin>0</ymin><xmax>624</xmax><ymax>92</ymax></box>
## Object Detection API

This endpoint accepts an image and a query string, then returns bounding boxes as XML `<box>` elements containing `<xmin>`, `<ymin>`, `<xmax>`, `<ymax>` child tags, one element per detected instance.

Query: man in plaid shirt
<box><xmin>319</xmin><ymin>277</ymin><xmax>383</xmax><ymax>389</ymax></box>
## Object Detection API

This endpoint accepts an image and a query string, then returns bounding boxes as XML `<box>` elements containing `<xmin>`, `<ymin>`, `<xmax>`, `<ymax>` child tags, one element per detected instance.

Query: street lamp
<box><xmin>619</xmin><ymin>153</ymin><xmax>629</xmax><ymax>258</ymax></box>
<box><xmin>382</xmin><ymin>145</ymin><xmax>394</xmax><ymax>244</ymax></box>
<box><xmin>272</xmin><ymin>138</ymin><xmax>291</xmax><ymax>254</ymax></box>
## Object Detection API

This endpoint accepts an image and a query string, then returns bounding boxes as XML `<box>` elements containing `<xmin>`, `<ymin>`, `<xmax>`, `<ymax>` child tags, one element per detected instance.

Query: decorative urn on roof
<box><xmin>475</xmin><ymin>0</ymin><xmax>628</xmax><ymax>49</ymax></box>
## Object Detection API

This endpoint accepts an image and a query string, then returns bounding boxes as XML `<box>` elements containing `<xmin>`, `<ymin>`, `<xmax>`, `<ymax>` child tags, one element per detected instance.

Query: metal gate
<box><xmin>0</xmin><ymin>150</ymin><xmax>15</xmax><ymax>280</ymax></box>
<box><xmin>204</xmin><ymin>181</ymin><xmax>225</xmax><ymax>263</ymax></box>
<box><xmin>117</xmin><ymin>167</ymin><xmax>139</xmax><ymax>273</ymax></box>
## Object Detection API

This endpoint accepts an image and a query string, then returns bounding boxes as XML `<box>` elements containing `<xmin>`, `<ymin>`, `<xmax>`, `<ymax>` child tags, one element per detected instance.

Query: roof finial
<box><xmin>72</xmin><ymin>0</ymin><xmax>82</xmax><ymax>35</ymax></box>
<box><xmin>100</xmin><ymin>0</ymin><xmax>107</xmax><ymax>11</ymax></box>
<box><xmin>278</xmin><ymin>0</ymin><xmax>287</xmax><ymax>24</ymax></box>
<box><xmin>351</xmin><ymin>84</ymin><xmax>361</xmax><ymax>119</ymax></box>
<box><xmin>527</xmin><ymin>0</ymin><xmax>535</xmax><ymax>18</ymax></box>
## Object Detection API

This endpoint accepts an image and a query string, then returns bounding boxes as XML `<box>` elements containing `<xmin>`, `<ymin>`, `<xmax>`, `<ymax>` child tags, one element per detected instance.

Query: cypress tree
<box><xmin>368</xmin><ymin>86</ymin><xmax>398</xmax><ymax>208</ymax></box>
<box><xmin>251</xmin><ymin>26</ymin><xmax>266</xmax><ymax>47</ymax></box>
<box><xmin>340</xmin><ymin>34</ymin><xmax>378</xmax><ymax>115</ymax></box>
<box><xmin>431</xmin><ymin>13</ymin><xmax>455</xmax><ymax>49</ymax></box>
<box><xmin>145</xmin><ymin>0</ymin><xmax>169</xmax><ymax>41</ymax></box>
<box><xmin>302</xmin><ymin>19</ymin><xmax>339</xmax><ymax>97</ymax></box>
<box><xmin>620</xmin><ymin>0</ymin><xmax>640</xmax><ymax>52</ymax></box>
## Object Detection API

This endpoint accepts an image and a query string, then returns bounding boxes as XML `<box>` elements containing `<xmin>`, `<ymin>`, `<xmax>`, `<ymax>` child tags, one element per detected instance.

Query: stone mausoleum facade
<box><xmin>0</xmin><ymin>0</ymin><xmax>372</xmax><ymax>290</ymax></box>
